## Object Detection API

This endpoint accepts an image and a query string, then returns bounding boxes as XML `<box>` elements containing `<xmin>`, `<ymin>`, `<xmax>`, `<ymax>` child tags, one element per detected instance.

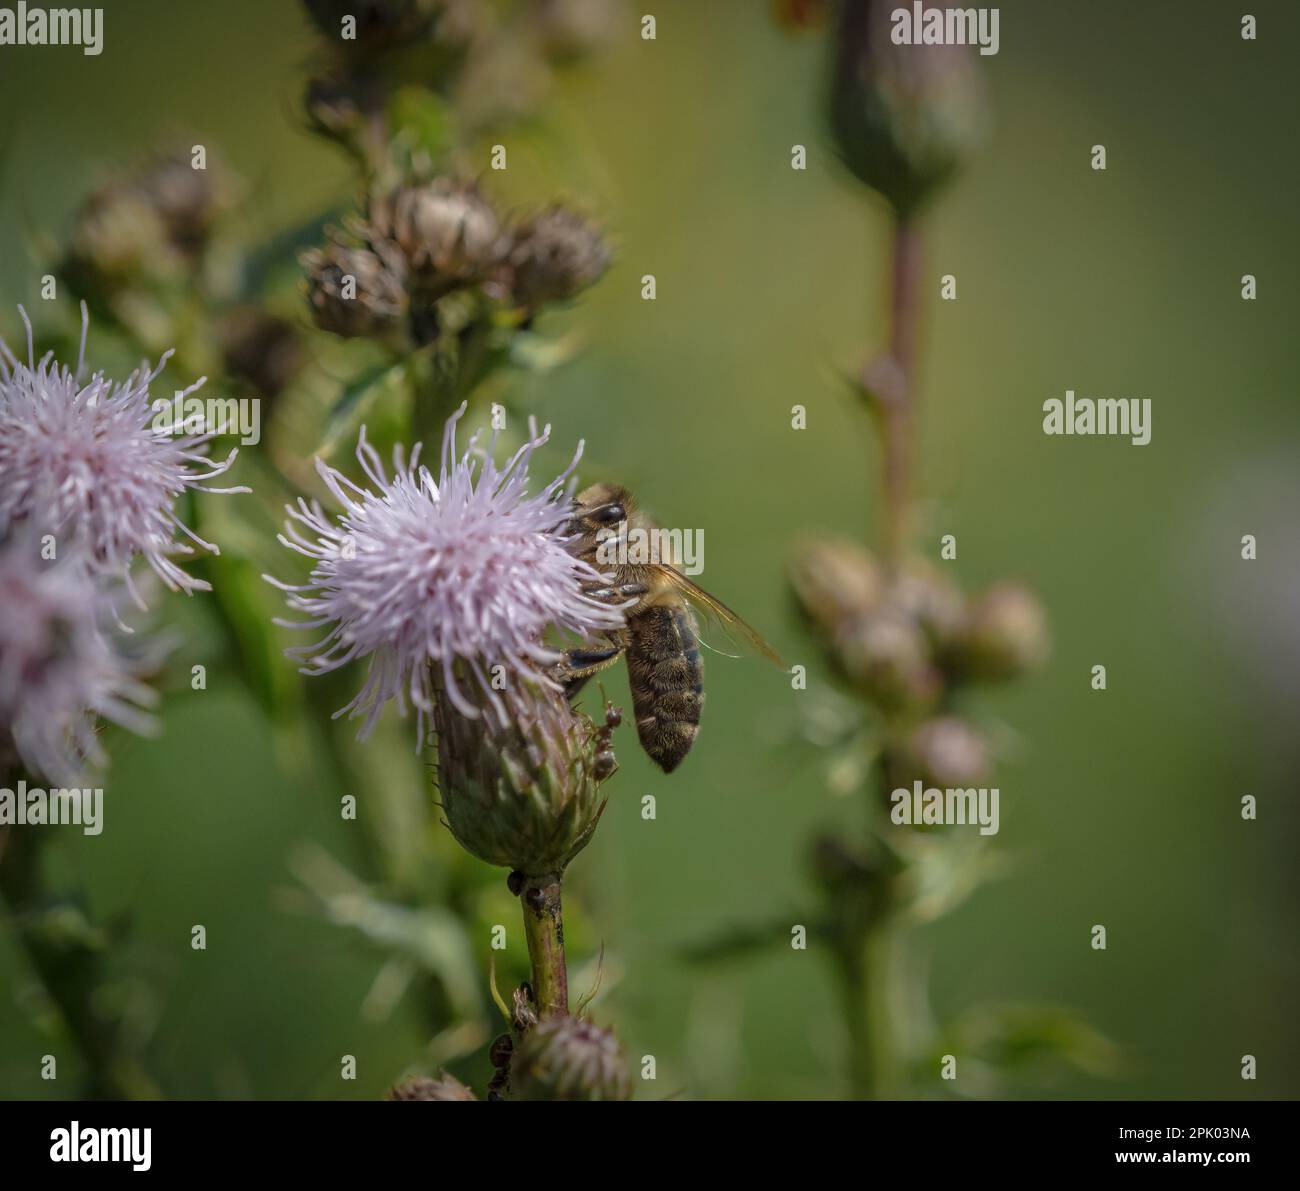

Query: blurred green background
<box><xmin>1</xmin><ymin>0</ymin><xmax>1297</xmax><ymax>1099</ymax></box>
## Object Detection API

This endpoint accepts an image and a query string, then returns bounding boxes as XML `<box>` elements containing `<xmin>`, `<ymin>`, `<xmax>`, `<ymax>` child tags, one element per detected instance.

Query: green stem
<box><xmin>879</xmin><ymin>216</ymin><xmax>923</xmax><ymax>566</ymax></box>
<box><xmin>0</xmin><ymin>826</ymin><xmax>161</xmax><ymax>1100</ymax></box>
<box><xmin>519</xmin><ymin>873</ymin><xmax>568</xmax><ymax>1017</ymax></box>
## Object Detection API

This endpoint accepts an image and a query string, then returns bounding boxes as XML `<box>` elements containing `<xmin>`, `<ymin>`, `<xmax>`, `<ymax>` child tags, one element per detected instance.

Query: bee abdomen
<box><xmin>627</xmin><ymin>605</ymin><xmax>704</xmax><ymax>773</ymax></box>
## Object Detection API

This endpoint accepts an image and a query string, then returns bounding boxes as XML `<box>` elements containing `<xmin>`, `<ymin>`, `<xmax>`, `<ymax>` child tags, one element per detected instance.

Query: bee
<box><xmin>556</xmin><ymin>483</ymin><xmax>781</xmax><ymax>773</ymax></box>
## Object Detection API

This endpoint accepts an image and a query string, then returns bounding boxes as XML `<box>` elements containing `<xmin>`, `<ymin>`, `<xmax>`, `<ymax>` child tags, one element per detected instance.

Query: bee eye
<box><xmin>589</xmin><ymin>502</ymin><xmax>626</xmax><ymax>525</ymax></box>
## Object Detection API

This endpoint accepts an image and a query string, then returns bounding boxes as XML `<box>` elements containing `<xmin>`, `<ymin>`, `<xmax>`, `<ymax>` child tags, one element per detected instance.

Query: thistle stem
<box><xmin>840</xmin><ymin>920</ymin><xmax>898</xmax><ymax>1100</ymax></box>
<box><xmin>0</xmin><ymin>825</ymin><xmax>160</xmax><ymax>1100</ymax></box>
<box><xmin>520</xmin><ymin>873</ymin><xmax>568</xmax><ymax>1017</ymax></box>
<box><xmin>879</xmin><ymin>216</ymin><xmax>923</xmax><ymax>566</ymax></box>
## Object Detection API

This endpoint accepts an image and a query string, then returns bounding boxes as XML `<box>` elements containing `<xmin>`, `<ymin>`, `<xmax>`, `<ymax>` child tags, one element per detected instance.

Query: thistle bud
<box><xmin>386</xmin><ymin>1072</ymin><xmax>478</xmax><ymax>1101</ymax></box>
<box><xmin>134</xmin><ymin>151</ymin><xmax>230</xmax><ymax>259</ymax></box>
<box><xmin>788</xmin><ymin>538</ymin><xmax>883</xmax><ymax>637</ymax></box>
<box><xmin>305</xmin><ymin>72</ymin><xmax>386</xmax><ymax>148</ymax></box>
<box><xmin>508</xmin><ymin>207</ymin><xmax>612</xmax><ymax>308</ymax></box>
<box><xmin>509</xmin><ymin>1015</ymin><xmax>631</xmax><ymax>1101</ymax></box>
<box><xmin>217</xmin><ymin>308</ymin><xmax>304</xmax><ymax>399</ymax></box>
<box><xmin>890</xmin><ymin>563</ymin><xmax>965</xmax><ymax>654</ymax></box>
<box><xmin>434</xmin><ymin>678</ymin><xmax>616</xmax><ymax>877</ymax></box>
<box><xmin>63</xmin><ymin>187</ymin><xmax>178</xmax><ymax>294</ymax></box>
<box><xmin>365</xmin><ymin>180</ymin><xmax>506</xmax><ymax>291</ymax></box>
<box><xmin>302</xmin><ymin>0</ymin><xmax>441</xmax><ymax>51</ymax></box>
<box><xmin>530</xmin><ymin>0</ymin><xmax>619</xmax><ymax>63</ymax></box>
<box><xmin>302</xmin><ymin>239</ymin><xmax>408</xmax><ymax>339</ymax></box>
<box><xmin>835</xmin><ymin>608</ymin><xmax>940</xmax><ymax>712</ymax></box>
<box><xmin>900</xmin><ymin>715</ymin><xmax>989</xmax><ymax>788</ymax></box>
<box><xmin>953</xmin><ymin>582</ymin><xmax>1049</xmax><ymax>682</ymax></box>
<box><xmin>827</xmin><ymin>0</ymin><xmax>987</xmax><ymax>216</ymax></box>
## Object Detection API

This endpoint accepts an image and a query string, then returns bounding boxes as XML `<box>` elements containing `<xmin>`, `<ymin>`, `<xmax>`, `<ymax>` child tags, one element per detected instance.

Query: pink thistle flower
<box><xmin>0</xmin><ymin>535</ymin><xmax>157</xmax><ymax>784</ymax></box>
<box><xmin>267</xmin><ymin>404</ymin><xmax>625</xmax><ymax>743</ymax></box>
<box><xmin>0</xmin><ymin>305</ymin><xmax>249</xmax><ymax>606</ymax></box>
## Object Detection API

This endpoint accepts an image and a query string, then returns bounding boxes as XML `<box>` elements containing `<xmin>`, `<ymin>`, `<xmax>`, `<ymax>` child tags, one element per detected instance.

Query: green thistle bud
<box><xmin>509</xmin><ymin>1015</ymin><xmax>632</xmax><ymax>1101</ymax></box>
<box><xmin>953</xmin><ymin>582</ymin><xmax>1049</xmax><ymax>682</ymax></box>
<box><xmin>827</xmin><ymin>0</ymin><xmax>987</xmax><ymax>216</ymax></box>
<box><xmin>302</xmin><ymin>238</ymin><xmax>409</xmax><ymax>339</ymax></box>
<box><xmin>508</xmin><ymin>207</ymin><xmax>612</xmax><ymax>308</ymax></box>
<box><xmin>434</xmin><ymin>679</ymin><xmax>618</xmax><ymax>877</ymax></box>
<box><xmin>386</xmin><ymin>1072</ymin><xmax>478</xmax><ymax>1101</ymax></box>
<box><xmin>900</xmin><ymin>715</ymin><xmax>989</xmax><ymax>788</ymax></box>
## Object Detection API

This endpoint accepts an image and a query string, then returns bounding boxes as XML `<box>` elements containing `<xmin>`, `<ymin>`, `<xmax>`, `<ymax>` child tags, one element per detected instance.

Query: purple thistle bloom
<box><xmin>0</xmin><ymin>305</ymin><xmax>249</xmax><ymax>606</ymax></box>
<box><xmin>268</xmin><ymin>403</ymin><xmax>625</xmax><ymax>743</ymax></box>
<box><xmin>0</xmin><ymin>535</ymin><xmax>157</xmax><ymax>784</ymax></box>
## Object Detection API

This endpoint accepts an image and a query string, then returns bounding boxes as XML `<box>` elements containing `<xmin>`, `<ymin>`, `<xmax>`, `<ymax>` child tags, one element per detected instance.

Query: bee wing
<box><xmin>649</xmin><ymin>566</ymin><xmax>785</xmax><ymax>667</ymax></box>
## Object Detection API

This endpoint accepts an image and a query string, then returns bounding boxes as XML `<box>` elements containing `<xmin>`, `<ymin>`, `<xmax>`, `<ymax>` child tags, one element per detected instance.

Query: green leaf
<box><xmin>320</xmin><ymin>357</ymin><xmax>410</xmax><ymax>455</ymax></box>
<box><xmin>387</xmin><ymin>87</ymin><xmax>456</xmax><ymax>173</ymax></box>
<box><xmin>944</xmin><ymin>1003</ymin><xmax>1123</xmax><ymax>1081</ymax></box>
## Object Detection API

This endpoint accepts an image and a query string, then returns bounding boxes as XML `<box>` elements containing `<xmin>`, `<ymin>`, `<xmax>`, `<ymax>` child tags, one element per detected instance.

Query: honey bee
<box><xmin>556</xmin><ymin>483</ymin><xmax>781</xmax><ymax>773</ymax></box>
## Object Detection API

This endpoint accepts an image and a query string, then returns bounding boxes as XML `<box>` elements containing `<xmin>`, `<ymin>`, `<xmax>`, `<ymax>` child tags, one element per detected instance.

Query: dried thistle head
<box><xmin>363</xmin><ymin>179</ymin><xmax>506</xmax><ymax>293</ymax></box>
<box><xmin>385</xmin><ymin>1072</ymin><xmax>477</xmax><ymax>1101</ymax></box>
<box><xmin>508</xmin><ymin>1014</ymin><xmax>631</xmax><ymax>1101</ymax></box>
<box><xmin>302</xmin><ymin>237</ymin><xmax>409</xmax><ymax>340</ymax></box>
<box><xmin>508</xmin><ymin>206</ymin><xmax>612</xmax><ymax>308</ymax></box>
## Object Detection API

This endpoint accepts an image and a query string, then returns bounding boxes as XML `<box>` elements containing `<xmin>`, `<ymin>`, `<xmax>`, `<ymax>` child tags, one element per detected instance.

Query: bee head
<box><xmin>567</xmin><ymin>483</ymin><xmax>633</xmax><ymax>559</ymax></box>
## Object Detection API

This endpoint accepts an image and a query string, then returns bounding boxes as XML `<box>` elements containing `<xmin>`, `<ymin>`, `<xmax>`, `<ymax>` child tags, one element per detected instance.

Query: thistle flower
<box><xmin>508</xmin><ymin>207</ymin><xmax>612</xmax><ymax>308</ymax></box>
<box><xmin>509</xmin><ymin>1015</ymin><xmax>631</xmax><ymax>1101</ymax></box>
<box><xmin>302</xmin><ymin>238</ymin><xmax>409</xmax><ymax>339</ymax></box>
<box><xmin>268</xmin><ymin>404</ymin><xmax>624</xmax><ymax>742</ymax></box>
<box><xmin>364</xmin><ymin>179</ymin><xmax>506</xmax><ymax>291</ymax></box>
<box><xmin>0</xmin><ymin>306</ymin><xmax>248</xmax><ymax>604</ymax></box>
<box><xmin>0</xmin><ymin>535</ymin><xmax>156</xmax><ymax>785</ymax></box>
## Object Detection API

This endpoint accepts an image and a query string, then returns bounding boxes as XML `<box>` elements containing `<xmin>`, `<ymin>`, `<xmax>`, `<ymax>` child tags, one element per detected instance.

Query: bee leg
<box><xmin>554</xmin><ymin>644</ymin><xmax>624</xmax><ymax>701</ymax></box>
<box><xmin>581</xmin><ymin>581</ymin><xmax>649</xmax><ymax>600</ymax></box>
